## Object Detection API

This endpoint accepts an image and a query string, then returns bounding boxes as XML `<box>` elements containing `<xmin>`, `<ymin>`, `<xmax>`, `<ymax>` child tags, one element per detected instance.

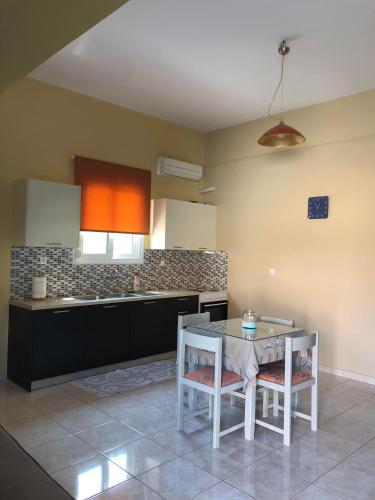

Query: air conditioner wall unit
<box><xmin>156</xmin><ymin>156</ymin><xmax>203</xmax><ymax>181</ymax></box>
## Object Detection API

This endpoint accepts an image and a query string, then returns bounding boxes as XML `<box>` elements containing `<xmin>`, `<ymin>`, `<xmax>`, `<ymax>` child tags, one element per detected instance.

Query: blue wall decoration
<box><xmin>308</xmin><ymin>196</ymin><xmax>329</xmax><ymax>219</ymax></box>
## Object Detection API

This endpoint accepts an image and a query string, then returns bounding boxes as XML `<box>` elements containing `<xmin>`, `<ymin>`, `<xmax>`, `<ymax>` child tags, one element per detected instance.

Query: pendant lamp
<box><xmin>258</xmin><ymin>40</ymin><xmax>305</xmax><ymax>147</ymax></box>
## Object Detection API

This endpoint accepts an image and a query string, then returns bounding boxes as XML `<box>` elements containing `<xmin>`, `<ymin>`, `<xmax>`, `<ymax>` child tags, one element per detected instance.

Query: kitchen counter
<box><xmin>9</xmin><ymin>289</ymin><xmax>202</xmax><ymax>311</ymax></box>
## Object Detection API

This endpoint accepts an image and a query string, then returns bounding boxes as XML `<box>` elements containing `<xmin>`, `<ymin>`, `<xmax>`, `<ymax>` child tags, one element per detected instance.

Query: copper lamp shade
<box><xmin>257</xmin><ymin>120</ymin><xmax>305</xmax><ymax>147</ymax></box>
<box><xmin>258</xmin><ymin>41</ymin><xmax>306</xmax><ymax>147</ymax></box>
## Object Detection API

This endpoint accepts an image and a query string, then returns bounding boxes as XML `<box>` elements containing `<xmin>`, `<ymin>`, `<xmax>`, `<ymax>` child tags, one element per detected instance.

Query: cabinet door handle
<box><xmin>178</xmin><ymin>310</ymin><xmax>189</xmax><ymax>314</ymax></box>
<box><xmin>53</xmin><ymin>309</ymin><xmax>70</xmax><ymax>314</ymax></box>
<box><xmin>103</xmin><ymin>305</ymin><xmax>117</xmax><ymax>309</ymax></box>
<box><xmin>46</xmin><ymin>242</ymin><xmax>62</xmax><ymax>246</ymax></box>
<box><xmin>203</xmin><ymin>302</ymin><xmax>228</xmax><ymax>308</ymax></box>
<box><xmin>144</xmin><ymin>301</ymin><xmax>156</xmax><ymax>305</ymax></box>
<box><xmin>178</xmin><ymin>298</ymin><xmax>190</xmax><ymax>301</ymax></box>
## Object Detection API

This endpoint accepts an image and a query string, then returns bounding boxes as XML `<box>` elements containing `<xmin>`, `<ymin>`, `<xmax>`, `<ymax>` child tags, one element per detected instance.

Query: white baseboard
<box><xmin>319</xmin><ymin>364</ymin><xmax>375</xmax><ymax>386</ymax></box>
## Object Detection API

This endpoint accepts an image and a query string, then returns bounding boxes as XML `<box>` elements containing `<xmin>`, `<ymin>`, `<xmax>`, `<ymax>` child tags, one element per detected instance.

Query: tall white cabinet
<box><xmin>13</xmin><ymin>179</ymin><xmax>81</xmax><ymax>248</ymax></box>
<box><xmin>151</xmin><ymin>198</ymin><xmax>217</xmax><ymax>250</ymax></box>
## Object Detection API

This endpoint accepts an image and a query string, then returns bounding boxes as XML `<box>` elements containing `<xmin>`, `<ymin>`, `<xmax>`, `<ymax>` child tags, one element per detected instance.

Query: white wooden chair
<box><xmin>177</xmin><ymin>312</ymin><xmax>211</xmax><ymax>332</ymax></box>
<box><xmin>177</xmin><ymin>328</ymin><xmax>245</xmax><ymax>448</ymax></box>
<box><xmin>177</xmin><ymin>312</ymin><xmax>211</xmax><ymax>412</ymax></box>
<box><xmin>257</xmin><ymin>315</ymin><xmax>296</xmax><ymax>418</ymax></box>
<box><xmin>248</xmin><ymin>331</ymin><xmax>319</xmax><ymax>446</ymax></box>
<box><xmin>228</xmin><ymin>316</ymin><xmax>296</xmax><ymax>412</ymax></box>
<box><xmin>257</xmin><ymin>315</ymin><xmax>295</xmax><ymax>328</ymax></box>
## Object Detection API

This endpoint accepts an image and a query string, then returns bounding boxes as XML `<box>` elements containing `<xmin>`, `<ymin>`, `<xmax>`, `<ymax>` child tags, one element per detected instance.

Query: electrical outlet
<box><xmin>39</xmin><ymin>256</ymin><xmax>47</xmax><ymax>265</ymax></box>
<box><xmin>160</xmin><ymin>259</ymin><xmax>166</xmax><ymax>267</ymax></box>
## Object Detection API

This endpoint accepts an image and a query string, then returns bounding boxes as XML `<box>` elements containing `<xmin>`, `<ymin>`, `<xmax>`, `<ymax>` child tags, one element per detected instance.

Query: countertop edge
<box><xmin>9</xmin><ymin>290</ymin><xmax>202</xmax><ymax>311</ymax></box>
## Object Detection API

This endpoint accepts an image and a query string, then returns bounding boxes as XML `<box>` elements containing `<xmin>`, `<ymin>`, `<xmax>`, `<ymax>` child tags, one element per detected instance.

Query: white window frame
<box><xmin>75</xmin><ymin>232</ymin><xmax>144</xmax><ymax>265</ymax></box>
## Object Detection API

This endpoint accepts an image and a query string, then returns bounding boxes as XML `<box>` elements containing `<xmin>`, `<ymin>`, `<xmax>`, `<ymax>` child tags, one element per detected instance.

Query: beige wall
<box><xmin>2</xmin><ymin>76</ymin><xmax>375</xmax><ymax>380</ymax></box>
<box><xmin>0</xmin><ymin>77</ymin><xmax>204</xmax><ymax>372</ymax></box>
<box><xmin>204</xmin><ymin>89</ymin><xmax>375</xmax><ymax>379</ymax></box>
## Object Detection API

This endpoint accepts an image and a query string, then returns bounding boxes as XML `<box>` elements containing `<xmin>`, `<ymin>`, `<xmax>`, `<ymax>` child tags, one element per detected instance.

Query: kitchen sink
<box><xmin>72</xmin><ymin>291</ymin><xmax>161</xmax><ymax>302</ymax></box>
<box><xmin>72</xmin><ymin>294</ymin><xmax>103</xmax><ymax>301</ymax></box>
<box><xmin>128</xmin><ymin>291</ymin><xmax>161</xmax><ymax>297</ymax></box>
<box><xmin>100</xmin><ymin>292</ymin><xmax>132</xmax><ymax>299</ymax></box>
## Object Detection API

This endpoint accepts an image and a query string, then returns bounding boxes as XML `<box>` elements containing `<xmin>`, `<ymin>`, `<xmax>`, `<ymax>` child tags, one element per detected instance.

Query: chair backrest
<box><xmin>177</xmin><ymin>327</ymin><xmax>223</xmax><ymax>388</ymax></box>
<box><xmin>182</xmin><ymin>329</ymin><xmax>221</xmax><ymax>353</ymax></box>
<box><xmin>287</xmin><ymin>331</ymin><xmax>317</xmax><ymax>352</ymax></box>
<box><xmin>177</xmin><ymin>312</ymin><xmax>211</xmax><ymax>363</ymax></box>
<box><xmin>284</xmin><ymin>331</ymin><xmax>319</xmax><ymax>387</ymax></box>
<box><xmin>177</xmin><ymin>312</ymin><xmax>210</xmax><ymax>333</ymax></box>
<box><xmin>258</xmin><ymin>315</ymin><xmax>295</xmax><ymax>328</ymax></box>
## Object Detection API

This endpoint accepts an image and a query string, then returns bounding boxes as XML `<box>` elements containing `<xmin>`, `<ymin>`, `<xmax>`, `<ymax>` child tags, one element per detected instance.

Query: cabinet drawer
<box><xmin>161</xmin><ymin>295</ymin><xmax>199</xmax><ymax>352</ymax></box>
<box><xmin>170</xmin><ymin>295</ymin><xmax>199</xmax><ymax>314</ymax></box>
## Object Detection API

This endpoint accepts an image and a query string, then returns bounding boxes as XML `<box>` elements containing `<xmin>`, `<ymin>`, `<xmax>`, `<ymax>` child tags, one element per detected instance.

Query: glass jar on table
<box><xmin>242</xmin><ymin>309</ymin><xmax>257</xmax><ymax>330</ymax></box>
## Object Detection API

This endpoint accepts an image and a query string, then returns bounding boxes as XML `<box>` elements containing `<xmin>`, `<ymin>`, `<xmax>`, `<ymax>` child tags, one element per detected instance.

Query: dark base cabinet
<box><xmin>8</xmin><ymin>306</ymin><xmax>34</xmax><ymax>391</ymax></box>
<box><xmin>85</xmin><ymin>303</ymin><xmax>130</xmax><ymax>369</ymax></box>
<box><xmin>33</xmin><ymin>308</ymin><xmax>85</xmax><ymax>380</ymax></box>
<box><xmin>7</xmin><ymin>295</ymin><xmax>199</xmax><ymax>391</ymax></box>
<box><xmin>165</xmin><ymin>295</ymin><xmax>199</xmax><ymax>352</ymax></box>
<box><xmin>8</xmin><ymin>305</ymin><xmax>85</xmax><ymax>391</ymax></box>
<box><xmin>129</xmin><ymin>295</ymin><xmax>198</xmax><ymax>360</ymax></box>
<box><xmin>129</xmin><ymin>299</ymin><xmax>167</xmax><ymax>360</ymax></box>
<box><xmin>200</xmin><ymin>300</ymin><xmax>228</xmax><ymax>321</ymax></box>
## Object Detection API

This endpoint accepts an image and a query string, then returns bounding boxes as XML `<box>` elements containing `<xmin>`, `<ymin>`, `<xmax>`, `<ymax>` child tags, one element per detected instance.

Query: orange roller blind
<box><xmin>74</xmin><ymin>156</ymin><xmax>151</xmax><ymax>234</ymax></box>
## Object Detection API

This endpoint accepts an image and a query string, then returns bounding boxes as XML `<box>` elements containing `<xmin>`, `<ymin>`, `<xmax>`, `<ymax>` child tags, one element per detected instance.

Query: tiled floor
<box><xmin>1</xmin><ymin>371</ymin><xmax>375</xmax><ymax>499</ymax></box>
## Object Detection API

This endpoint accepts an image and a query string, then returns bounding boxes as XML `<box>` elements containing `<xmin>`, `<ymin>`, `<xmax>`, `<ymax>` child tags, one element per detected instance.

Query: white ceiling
<box><xmin>30</xmin><ymin>0</ymin><xmax>375</xmax><ymax>132</ymax></box>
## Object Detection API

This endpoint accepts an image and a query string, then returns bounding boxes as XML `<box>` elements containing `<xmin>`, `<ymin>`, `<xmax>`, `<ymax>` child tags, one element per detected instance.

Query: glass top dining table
<box><xmin>186</xmin><ymin>318</ymin><xmax>304</xmax><ymax>341</ymax></box>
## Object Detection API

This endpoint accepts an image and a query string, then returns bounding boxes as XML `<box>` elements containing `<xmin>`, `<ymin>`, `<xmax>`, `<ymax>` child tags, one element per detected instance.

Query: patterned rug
<box><xmin>72</xmin><ymin>359</ymin><xmax>176</xmax><ymax>397</ymax></box>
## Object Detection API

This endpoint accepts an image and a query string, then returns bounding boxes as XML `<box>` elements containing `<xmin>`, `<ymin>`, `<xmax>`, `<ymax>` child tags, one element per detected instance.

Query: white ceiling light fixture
<box><xmin>258</xmin><ymin>40</ymin><xmax>305</xmax><ymax>147</ymax></box>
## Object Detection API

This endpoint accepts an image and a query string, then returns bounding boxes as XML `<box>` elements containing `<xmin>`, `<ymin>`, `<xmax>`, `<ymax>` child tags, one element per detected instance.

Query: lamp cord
<box><xmin>267</xmin><ymin>52</ymin><xmax>285</xmax><ymax>122</ymax></box>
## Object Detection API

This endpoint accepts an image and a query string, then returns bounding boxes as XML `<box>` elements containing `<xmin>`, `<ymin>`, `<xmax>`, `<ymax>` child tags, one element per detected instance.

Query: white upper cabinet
<box><xmin>151</xmin><ymin>199</ymin><xmax>191</xmax><ymax>250</ymax></box>
<box><xmin>151</xmin><ymin>198</ymin><xmax>217</xmax><ymax>250</ymax></box>
<box><xmin>13</xmin><ymin>179</ymin><xmax>81</xmax><ymax>248</ymax></box>
<box><xmin>190</xmin><ymin>202</ymin><xmax>217</xmax><ymax>251</ymax></box>
<box><xmin>164</xmin><ymin>199</ymin><xmax>192</xmax><ymax>250</ymax></box>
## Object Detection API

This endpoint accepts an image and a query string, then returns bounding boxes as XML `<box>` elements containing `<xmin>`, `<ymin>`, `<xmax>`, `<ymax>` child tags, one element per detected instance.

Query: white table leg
<box><xmin>311</xmin><ymin>383</ymin><xmax>318</xmax><ymax>431</ymax></box>
<box><xmin>209</xmin><ymin>394</ymin><xmax>214</xmax><ymax>419</ymax></box>
<box><xmin>262</xmin><ymin>389</ymin><xmax>269</xmax><ymax>418</ymax></box>
<box><xmin>273</xmin><ymin>390</ymin><xmax>279</xmax><ymax>417</ymax></box>
<box><xmin>212</xmin><ymin>393</ymin><xmax>221</xmax><ymax>448</ymax></box>
<box><xmin>188</xmin><ymin>361</ymin><xmax>198</xmax><ymax>412</ymax></box>
<box><xmin>292</xmin><ymin>392</ymin><xmax>298</xmax><ymax>413</ymax></box>
<box><xmin>188</xmin><ymin>388</ymin><xmax>197</xmax><ymax>412</ymax></box>
<box><xmin>283</xmin><ymin>388</ymin><xmax>292</xmax><ymax>446</ymax></box>
<box><xmin>245</xmin><ymin>385</ymin><xmax>256</xmax><ymax>440</ymax></box>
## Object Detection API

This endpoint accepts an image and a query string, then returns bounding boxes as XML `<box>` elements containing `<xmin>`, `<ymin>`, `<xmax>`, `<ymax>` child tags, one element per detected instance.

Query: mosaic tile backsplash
<box><xmin>10</xmin><ymin>247</ymin><xmax>228</xmax><ymax>300</ymax></box>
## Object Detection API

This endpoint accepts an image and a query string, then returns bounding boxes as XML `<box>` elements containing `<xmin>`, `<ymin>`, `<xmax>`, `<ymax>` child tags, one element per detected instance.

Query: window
<box><xmin>75</xmin><ymin>231</ymin><xmax>144</xmax><ymax>264</ymax></box>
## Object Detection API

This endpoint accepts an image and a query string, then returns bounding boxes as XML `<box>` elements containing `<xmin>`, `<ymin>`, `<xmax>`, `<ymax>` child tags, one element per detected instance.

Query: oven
<box><xmin>200</xmin><ymin>300</ymin><xmax>228</xmax><ymax>321</ymax></box>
